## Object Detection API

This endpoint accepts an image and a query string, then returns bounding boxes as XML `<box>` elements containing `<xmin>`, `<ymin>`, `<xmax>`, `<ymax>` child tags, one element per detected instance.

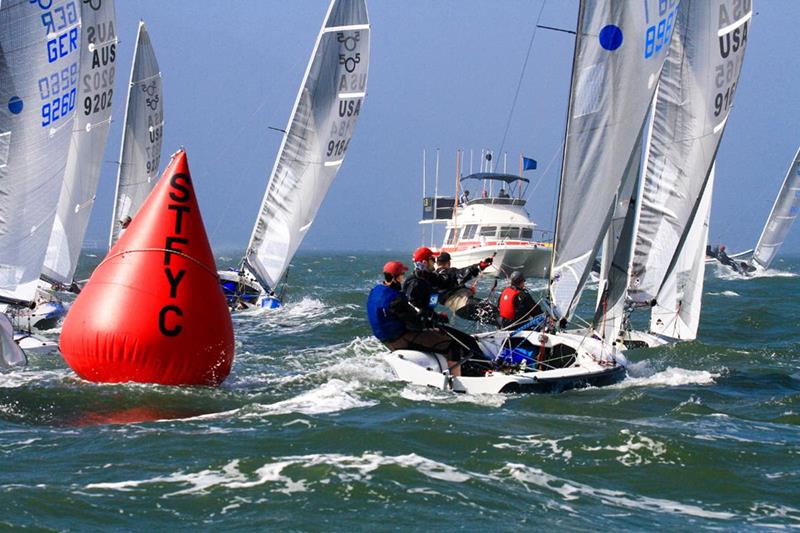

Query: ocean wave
<box><xmin>244</xmin><ymin>379</ymin><xmax>376</xmax><ymax>417</ymax></box>
<box><xmin>707</xmin><ymin>290</ymin><xmax>740</xmax><ymax>297</ymax></box>
<box><xmin>399</xmin><ymin>385</ymin><xmax>507</xmax><ymax>407</ymax></box>
<box><xmin>85</xmin><ymin>451</ymin><xmax>475</xmax><ymax>496</ymax></box>
<box><xmin>495</xmin><ymin>463</ymin><xmax>736</xmax><ymax>520</ymax></box>
<box><xmin>618</xmin><ymin>362</ymin><xmax>719</xmax><ymax>389</ymax></box>
<box><xmin>713</xmin><ymin>263</ymin><xmax>797</xmax><ymax>280</ymax></box>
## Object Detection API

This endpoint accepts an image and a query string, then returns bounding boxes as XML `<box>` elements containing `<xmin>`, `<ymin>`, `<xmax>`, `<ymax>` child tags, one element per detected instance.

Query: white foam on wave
<box><xmin>707</xmin><ymin>290</ymin><xmax>740</xmax><ymax>297</ymax></box>
<box><xmin>496</xmin><ymin>463</ymin><xmax>735</xmax><ymax>520</ymax></box>
<box><xmin>713</xmin><ymin>263</ymin><xmax>797</xmax><ymax>280</ymax></box>
<box><xmin>85</xmin><ymin>451</ymin><xmax>475</xmax><ymax>496</ymax></box>
<box><xmin>617</xmin><ymin>362</ymin><xmax>718</xmax><ymax>389</ymax></box>
<box><xmin>400</xmin><ymin>385</ymin><xmax>507</xmax><ymax>407</ymax></box>
<box><xmin>581</xmin><ymin>429</ymin><xmax>669</xmax><ymax>467</ymax></box>
<box><xmin>246</xmin><ymin>378</ymin><xmax>376</xmax><ymax>417</ymax></box>
<box><xmin>0</xmin><ymin>369</ymin><xmax>70</xmax><ymax>389</ymax></box>
<box><xmin>494</xmin><ymin>434</ymin><xmax>574</xmax><ymax>460</ymax></box>
<box><xmin>234</xmin><ymin>297</ymin><xmax>358</xmax><ymax>335</ymax></box>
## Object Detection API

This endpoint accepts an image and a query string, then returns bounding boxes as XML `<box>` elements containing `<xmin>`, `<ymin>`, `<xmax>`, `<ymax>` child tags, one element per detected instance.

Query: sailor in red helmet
<box><xmin>402</xmin><ymin>246</ymin><xmax>448</xmax><ymax>318</ymax></box>
<box><xmin>367</xmin><ymin>259</ymin><xmax>467</xmax><ymax>375</ymax></box>
<box><xmin>498</xmin><ymin>271</ymin><xmax>542</xmax><ymax>328</ymax></box>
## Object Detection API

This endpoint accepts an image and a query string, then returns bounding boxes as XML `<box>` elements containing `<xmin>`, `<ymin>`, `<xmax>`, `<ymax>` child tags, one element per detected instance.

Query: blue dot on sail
<box><xmin>7</xmin><ymin>96</ymin><xmax>23</xmax><ymax>114</ymax></box>
<box><xmin>599</xmin><ymin>25</ymin><xmax>623</xmax><ymax>51</ymax></box>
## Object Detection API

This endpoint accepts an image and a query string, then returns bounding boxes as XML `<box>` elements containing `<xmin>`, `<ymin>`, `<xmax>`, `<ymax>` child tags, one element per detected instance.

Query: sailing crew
<box><xmin>460</xmin><ymin>190</ymin><xmax>471</xmax><ymax>205</ymax></box>
<box><xmin>367</xmin><ymin>260</ymin><xmax>466</xmax><ymax>376</ymax></box>
<box><xmin>403</xmin><ymin>247</ymin><xmax>446</xmax><ymax>316</ymax></box>
<box><xmin>118</xmin><ymin>216</ymin><xmax>132</xmax><ymax>239</ymax></box>
<box><xmin>435</xmin><ymin>252</ymin><xmax>496</xmax><ymax>321</ymax></box>
<box><xmin>498</xmin><ymin>271</ymin><xmax>542</xmax><ymax>328</ymax></box>
<box><xmin>498</xmin><ymin>188</ymin><xmax>510</xmax><ymax>199</ymax></box>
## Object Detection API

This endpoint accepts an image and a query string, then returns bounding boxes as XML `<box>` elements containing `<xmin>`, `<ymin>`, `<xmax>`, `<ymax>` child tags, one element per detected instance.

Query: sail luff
<box><xmin>108</xmin><ymin>21</ymin><xmax>141</xmax><ymax>250</ymax></box>
<box><xmin>650</xmin><ymin>165</ymin><xmax>714</xmax><ymax>340</ymax></box>
<box><xmin>43</xmin><ymin>0</ymin><xmax>117</xmax><ymax>284</ymax></box>
<box><xmin>0</xmin><ymin>0</ymin><xmax>82</xmax><ymax>304</ymax></box>
<box><xmin>108</xmin><ymin>21</ymin><xmax>163</xmax><ymax>248</ymax></box>
<box><xmin>547</xmin><ymin>1</ymin><xmax>585</xmax><ymax>303</ymax></box>
<box><xmin>244</xmin><ymin>0</ymin><xmax>370</xmax><ymax>290</ymax></box>
<box><xmin>750</xmin><ymin>145</ymin><xmax>800</xmax><ymax>271</ymax></box>
<box><xmin>243</xmin><ymin>0</ymin><xmax>338</xmax><ymax>290</ymax></box>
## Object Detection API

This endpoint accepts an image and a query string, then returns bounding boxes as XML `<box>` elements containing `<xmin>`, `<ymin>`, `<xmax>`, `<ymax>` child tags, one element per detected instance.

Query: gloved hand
<box><xmin>479</xmin><ymin>257</ymin><xmax>493</xmax><ymax>270</ymax></box>
<box><xmin>436</xmin><ymin>312</ymin><xmax>450</xmax><ymax>324</ymax></box>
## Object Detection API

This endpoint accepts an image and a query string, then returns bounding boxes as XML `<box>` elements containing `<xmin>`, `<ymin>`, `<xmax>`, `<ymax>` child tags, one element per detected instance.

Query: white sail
<box><xmin>0</xmin><ymin>0</ymin><xmax>82</xmax><ymax>305</ymax></box>
<box><xmin>108</xmin><ymin>21</ymin><xmax>163</xmax><ymax>247</ymax></box>
<box><xmin>43</xmin><ymin>0</ymin><xmax>117</xmax><ymax>284</ymax></box>
<box><xmin>593</xmin><ymin>137</ymin><xmax>645</xmax><ymax>342</ymax></box>
<box><xmin>750</xmin><ymin>146</ymin><xmax>800</xmax><ymax>271</ymax></box>
<box><xmin>629</xmin><ymin>0</ymin><xmax>752</xmax><ymax>305</ymax></box>
<box><xmin>0</xmin><ymin>313</ymin><xmax>25</xmax><ymax>368</ymax></box>
<box><xmin>245</xmin><ymin>0</ymin><xmax>370</xmax><ymax>289</ymax></box>
<box><xmin>549</xmin><ymin>0</ymin><xmax>676</xmax><ymax>320</ymax></box>
<box><xmin>650</xmin><ymin>166</ymin><xmax>714</xmax><ymax>340</ymax></box>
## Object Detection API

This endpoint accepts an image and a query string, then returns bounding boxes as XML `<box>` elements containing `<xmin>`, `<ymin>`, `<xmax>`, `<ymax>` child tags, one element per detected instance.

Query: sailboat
<box><xmin>108</xmin><ymin>21</ymin><xmax>163</xmax><ymax>249</ymax></box>
<box><xmin>220</xmin><ymin>0</ymin><xmax>371</xmax><ymax>310</ymax></box>
<box><xmin>385</xmin><ymin>0</ymin><xmax>674</xmax><ymax>394</ymax></box>
<box><xmin>0</xmin><ymin>0</ymin><xmax>82</xmax><ymax>355</ymax></box>
<box><xmin>713</xmin><ymin>146</ymin><xmax>800</xmax><ymax>274</ymax></box>
<box><xmin>600</xmin><ymin>0</ymin><xmax>752</xmax><ymax>343</ymax></box>
<box><xmin>15</xmin><ymin>0</ymin><xmax>119</xmax><ymax>332</ymax></box>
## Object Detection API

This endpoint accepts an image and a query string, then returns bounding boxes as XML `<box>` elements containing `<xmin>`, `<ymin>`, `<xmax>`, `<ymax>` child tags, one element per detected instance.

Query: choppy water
<box><xmin>1</xmin><ymin>251</ymin><xmax>798</xmax><ymax>530</ymax></box>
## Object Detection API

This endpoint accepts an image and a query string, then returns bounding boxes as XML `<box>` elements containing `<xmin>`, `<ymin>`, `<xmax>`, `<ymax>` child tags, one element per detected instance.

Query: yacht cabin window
<box><xmin>479</xmin><ymin>226</ymin><xmax>497</xmax><ymax>238</ymax></box>
<box><xmin>498</xmin><ymin>226</ymin><xmax>520</xmax><ymax>239</ymax></box>
<box><xmin>461</xmin><ymin>224</ymin><xmax>478</xmax><ymax>240</ymax></box>
<box><xmin>520</xmin><ymin>227</ymin><xmax>533</xmax><ymax>240</ymax></box>
<box><xmin>445</xmin><ymin>228</ymin><xmax>456</xmax><ymax>245</ymax></box>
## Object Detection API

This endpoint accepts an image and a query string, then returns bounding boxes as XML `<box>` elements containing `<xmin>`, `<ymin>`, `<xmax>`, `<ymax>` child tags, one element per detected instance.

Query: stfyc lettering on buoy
<box><xmin>159</xmin><ymin>172</ymin><xmax>192</xmax><ymax>337</ymax></box>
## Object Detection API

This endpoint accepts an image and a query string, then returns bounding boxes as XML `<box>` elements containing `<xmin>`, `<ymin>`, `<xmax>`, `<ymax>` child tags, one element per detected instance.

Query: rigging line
<box><xmin>207</xmin><ymin>96</ymin><xmax>275</xmax><ymax>242</ymax></box>
<box><xmin>494</xmin><ymin>0</ymin><xmax>547</xmax><ymax>161</ymax></box>
<box><xmin>525</xmin><ymin>140</ymin><xmax>563</xmax><ymax>198</ymax></box>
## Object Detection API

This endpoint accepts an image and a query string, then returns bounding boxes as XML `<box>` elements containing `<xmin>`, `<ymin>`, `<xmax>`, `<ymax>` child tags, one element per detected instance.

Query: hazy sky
<box><xmin>85</xmin><ymin>0</ymin><xmax>800</xmax><ymax>255</ymax></box>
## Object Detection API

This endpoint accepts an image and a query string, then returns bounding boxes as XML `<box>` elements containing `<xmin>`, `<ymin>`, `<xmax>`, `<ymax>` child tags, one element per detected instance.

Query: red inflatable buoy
<box><xmin>60</xmin><ymin>150</ymin><xmax>234</xmax><ymax>386</ymax></box>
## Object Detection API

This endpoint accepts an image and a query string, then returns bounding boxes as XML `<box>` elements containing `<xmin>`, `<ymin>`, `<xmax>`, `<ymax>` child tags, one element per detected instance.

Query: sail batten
<box><xmin>108</xmin><ymin>21</ymin><xmax>163</xmax><ymax>248</ymax></box>
<box><xmin>750</xmin><ymin>146</ymin><xmax>800</xmax><ymax>271</ymax></box>
<box><xmin>0</xmin><ymin>0</ymin><xmax>82</xmax><ymax>303</ymax></box>
<box><xmin>245</xmin><ymin>0</ymin><xmax>370</xmax><ymax>290</ymax></box>
<box><xmin>548</xmin><ymin>0</ymin><xmax>676</xmax><ymax>321</ymax></box>
<box><xmin>43</xmin><ymin>0</ymin><xmax>117</xmax><ymax>284</ymax></box>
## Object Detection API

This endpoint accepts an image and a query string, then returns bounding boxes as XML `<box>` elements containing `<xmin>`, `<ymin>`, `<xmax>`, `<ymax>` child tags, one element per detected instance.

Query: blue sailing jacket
<box><xmin>367</xmin><ymin>284</ymin><xmax>406</xmax><ymax>341</ymax></box>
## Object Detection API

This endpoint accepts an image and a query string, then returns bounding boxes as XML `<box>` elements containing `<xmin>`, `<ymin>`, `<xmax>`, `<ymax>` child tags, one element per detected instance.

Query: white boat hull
<box><xmin>384</xmin><ymin>330</ymin><xmax>626</xmax><ymax>394</ymax></box>
<box><xmin>14</xmin><ymin>331</ymin><xmax>58</xmax><ymax>355</ymax></box>
<box><xmin>444</xmin><ymin>244</ymin><xmax>551</xmax><ymax>279</ymax></box>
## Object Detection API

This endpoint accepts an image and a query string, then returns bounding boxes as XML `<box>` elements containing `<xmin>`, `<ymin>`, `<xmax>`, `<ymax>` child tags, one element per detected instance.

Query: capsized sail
<box><xmin>244</xmin><ymin>0</ymin><xmax>370</xmax><ymax>290</ymax></box>
<box><xmin>43</xmin><ymin>0</ymin><xmax>117</xmax><ymax>284</ymax></box>
<box><xmin>108</xmin><ymin>21</ymin><xmax>163</xmax><ymax>248</ymax></box>
<box><xmin>650</xmin><ymin>166</ymin><xmax>714</xmax><ymax>340</ymax></box>
<box><xmin>549</xmin><ymin>0</ymin><xmax>677</xmax><ymax>321</ymax></box>
<box><xmin>749</xmin><ymin>146</ymin><xmax>800</xmax><ymax>271</ymax></box>
<box><xmin>0</xmin><ymin>0</ymin><xmax>82</xmax><ymax>305</ymax></box>
<box><xmin>629</xmin><ymin>0</ymin><xmax>752</xmax><ymax>305</ymax></box>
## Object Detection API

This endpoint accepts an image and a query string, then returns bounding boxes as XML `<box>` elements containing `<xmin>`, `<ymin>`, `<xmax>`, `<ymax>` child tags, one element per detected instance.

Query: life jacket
<box><xmin>366</xmin><ymin>284</ymin><xmax>406</xmax><ymax>341</ymax></box>
<box><xmin>498</xmin><ymin>287</ymin><xmax>519</xmax><ymax>320</ymax></box>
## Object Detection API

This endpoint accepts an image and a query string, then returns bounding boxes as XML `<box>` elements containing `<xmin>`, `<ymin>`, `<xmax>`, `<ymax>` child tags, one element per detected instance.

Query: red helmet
<box><xmin>412</xmin><ymin>246</ymin><xmax>437</xmax><ymax>262</ymax></box>
<box><xmin>383</xmin><ymin>261</ymin><xmax>408</xmax><ymax>277</ymax></box>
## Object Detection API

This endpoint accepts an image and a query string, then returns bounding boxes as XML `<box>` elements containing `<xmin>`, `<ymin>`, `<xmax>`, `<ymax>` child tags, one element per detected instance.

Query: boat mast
<box><xmin>547</xmin><ymin>1</ymin><xmax>584</xmax><ymax>319</ymax></box>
